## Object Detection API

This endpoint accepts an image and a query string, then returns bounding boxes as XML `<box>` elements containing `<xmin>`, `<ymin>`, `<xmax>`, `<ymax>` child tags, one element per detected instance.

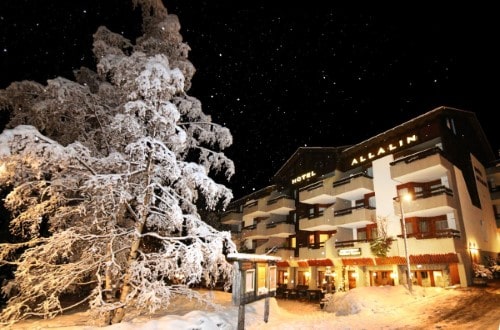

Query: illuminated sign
<box><xmin>338</xmin><ymin>248</ymin><xmax>361</xmax><ymax>256</ymax></box>
<box><xmin>291</xmin><ymin>170</ymin><xmax>317</xmax><ymax>184</ymax></box>
<box><xmin>351</xmin><ymin>134</ymin><xmax>418</xmax><ymax>166</ymax></box>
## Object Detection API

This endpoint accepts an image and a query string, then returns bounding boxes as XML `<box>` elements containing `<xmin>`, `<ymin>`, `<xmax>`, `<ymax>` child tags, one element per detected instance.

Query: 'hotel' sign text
<box><xmin>291</xmin><ymin>171</ymin><xmax>317</xmax><ymax>184</ymax></box>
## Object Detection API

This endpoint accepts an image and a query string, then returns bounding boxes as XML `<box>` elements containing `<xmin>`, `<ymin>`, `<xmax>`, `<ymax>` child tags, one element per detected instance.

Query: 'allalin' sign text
<box><xmin>351</xmin><ymin>134</ymin><xmax>418</xmax><ymax>166</ymax></box>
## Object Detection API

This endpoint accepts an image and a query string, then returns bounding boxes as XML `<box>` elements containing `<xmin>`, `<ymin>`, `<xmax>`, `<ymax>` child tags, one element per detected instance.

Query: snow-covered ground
<box><xmin>9</xmin><ymin>282</ymin><xmax>500</xmax><ymax>330</ymax></box>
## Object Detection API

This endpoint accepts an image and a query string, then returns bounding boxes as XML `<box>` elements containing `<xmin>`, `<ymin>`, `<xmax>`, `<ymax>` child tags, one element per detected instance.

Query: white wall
<box><xmin>372</xmin><ymin>155</ymin><xmax>401</xmax><ymax>236</ymax></box>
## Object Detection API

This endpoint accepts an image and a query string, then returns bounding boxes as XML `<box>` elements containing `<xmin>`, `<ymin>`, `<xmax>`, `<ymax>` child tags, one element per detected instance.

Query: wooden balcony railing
<box><xmin>332</xmin><ymin>172</ymin><xmax>373</xmax><ymax>188</ymax></box>
<box><xmin>400</xmin><ymin>229</ymin><xmax>461</xmax><ymax>240</ymax></box>
<box><xmin>390</xmin><ymin>146</ymin><xmax>443</xmax><ymax>166</ymax></box>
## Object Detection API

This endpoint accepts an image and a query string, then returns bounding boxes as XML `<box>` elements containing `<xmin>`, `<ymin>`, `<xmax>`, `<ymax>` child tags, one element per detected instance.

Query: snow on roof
<box><xmin>227</xmin><ymin>253</ymin><xmax>281</xmax><ymax>262</ymax></box>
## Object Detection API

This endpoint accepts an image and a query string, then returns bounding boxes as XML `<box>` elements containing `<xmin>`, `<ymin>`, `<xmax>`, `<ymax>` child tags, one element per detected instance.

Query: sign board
<box><xmin>226</xmin><ymin>253</ymin><xmax>281</xmax><ymax>305</ymax></box>
<box><xmin>338</xmin><ymin>248</ymin><xmax>362</xmax><ymax>256</ymax></box>
<box><xmin>226</xmin><ymin>253</ymin><xmax>282</xmax><ymax>330</ymax></box>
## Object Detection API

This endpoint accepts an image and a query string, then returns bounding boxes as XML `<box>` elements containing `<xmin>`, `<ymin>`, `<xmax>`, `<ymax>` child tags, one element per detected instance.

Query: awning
<box><xmin>297</xmin><ymin>260</ymin><xmax>309</xmax><ymax>268</ymax></box>
<box><xmin>342</xmin><ymin>257</ymin><xmax>375</xmax><ymax>266</ymax></box>
<box><xmin>276</xmin><ymin>261</ymin><xmax>290</xmax><ymax>267</ymax></box>
<box><xmin>375</xmin><ymin>256</ymin><xmax>406</xmax><ymax>265</ymax></box>
<box><xmin>410</xmin><ymin>253</ymin><xmax>459</xmax><ymax>264</ymax></box>
<box><xmin>307</xmin><ymin>258</ymin><xmax>334</xmax><ymax>267</ymax></box>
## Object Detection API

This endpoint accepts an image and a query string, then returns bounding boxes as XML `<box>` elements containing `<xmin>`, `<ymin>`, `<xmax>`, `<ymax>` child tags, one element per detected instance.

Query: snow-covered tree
<box><xmin>369</xmin><ymin>216</ymin><xmax>393</xmax><ymax>258</ymax></box>
<box><xmin>0</xmin><ymin>0</ymin><xmax>237</xmax><ymax>326</ymax></box>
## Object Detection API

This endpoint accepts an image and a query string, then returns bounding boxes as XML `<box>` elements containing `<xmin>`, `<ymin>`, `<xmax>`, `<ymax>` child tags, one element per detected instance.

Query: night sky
<box><xmin>0</xmin><ymin>1</ymin><xmax>498</xmax><ymax>199</ymax></box>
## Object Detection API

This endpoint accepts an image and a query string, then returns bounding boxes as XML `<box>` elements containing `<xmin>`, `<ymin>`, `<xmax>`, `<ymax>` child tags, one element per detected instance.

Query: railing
<box><xmin>221</xmin><ymin>208</ymin><xmax>242</xmax><ymax>216</ymax></box>
<box><xmin>390</xmin><ymin>146</ymin><xmax>443</xmax><ymax>166</ymax></box>
<box><xmin>299</xmin><ymin>180</ymin><xmax>324</xmax><ymax>192</ymax></box>
<box><xmin>242</xmin><ymin>224</ymin><xmax>257</xmax><ymax>230</ymax></box>
<box><xmin>264</xmin><ymin>246</ymin><xmax>292</xmax><ymax>253</ymax></box>
<box><xmin>243</xmin><ymin>200</ymin><xmax>258</xmax><ymax>209</ymax></box>
<box><xmin>298</xmin><ymin>241</ymin><xmax>326</xmax><ymax>249</ymax></box>
<box><xmin>399</xmin><ymin>229</ymin><xmax>461</xmax><ymax>239</ymax></box>
<box><xmin>267</xmin><ymin>195</ymin><xmax>293</xmax><ymax>205</ymax></box>
<box><xmin>334</xmin><ymin>239</ymin><xmax>370</xmax><ymax>248</ymax></box>
<box><xmin>299</xmin><ymin>204</ymin><xmax>375</xmax><ymax>220</ymax></box>
<box><xmin>334</xmin><ymin>204</ymin><xmax>375</xmax><ymax>216</ymax></box>
<box><xmin>413</xmin><ymin>185</ymin><xmax>453</xmax><ymax>200</ymax></box>
<box><xmin>266</xmin><ymin>219</ymin><xmax>292</xmax><ymax>228</ymax></box>
<box><xmin>333</xmin><ymin>172</ymin><xmax>373</xmax><ymax>187</ymax></box>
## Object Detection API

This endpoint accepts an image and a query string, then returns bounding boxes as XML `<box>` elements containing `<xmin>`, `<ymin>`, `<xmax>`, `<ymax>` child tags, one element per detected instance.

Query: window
<box><xmin>405</xmin><ymin>222</ymin><xmax>413</xmax><ymax>234</ymax></box>
<box><xmin>368</xmin><ymin>195</ymin><xmax>376</xmax><ymax>208</ymax></box>
<box><xmin>419</xmin><ymin>220</ymin><xmax>429</xmax><ymax>233</ymax></box>
<box><xmin>357</xmin><ymin>229</ymin><xmax>367</xmax><ymax>240</ymax></box>
<box><xmin>297</xmin><ymin>271</ymin><xmax>307</xmax><ymax>285</ymax></box>
<box><xmin>318</xmin><ymin>206</ymin><xmax>326</xmax><ymax>215</ymax></box>
<box><xmin>436</xmin><ymin>219</ymin><xmax>448</xmax><ymax>230</ymax></box>
<box><xmin>319</xmin><ymin>233</ymin><xmax>330</xmax><ymax>243</ymax></box>
<box><xmin>278</xmin><ymin>270</ymin><xmax>287</xmax><ymax>285</ymax></box>
<box><xmin>318</xmin><ymin>271</ymin><xmax>325</xmax><ymax>287</ymax></box>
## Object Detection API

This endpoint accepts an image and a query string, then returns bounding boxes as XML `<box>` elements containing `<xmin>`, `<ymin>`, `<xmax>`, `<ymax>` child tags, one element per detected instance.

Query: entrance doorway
<box><xmin>348</xmin><ymin>271</ymin><xmax>357</xmax><ymax>289</ymax></box>
<box><xmin>370</xmin><ymin>271</ymin><xmax>395</xmax><ymax>286</ymax></box>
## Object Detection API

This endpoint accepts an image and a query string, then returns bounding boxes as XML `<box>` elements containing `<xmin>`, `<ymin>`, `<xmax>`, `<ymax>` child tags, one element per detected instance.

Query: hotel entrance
<box><xmin>414</xmin><ymin>270</ymin><xmax>446</xmax><ymax>287</ymax></box>
<box><xmin>348</xmin><ymin>271</ymin><xmax>357</xmax><ymax>289</ymax></box>
<box><xmin>370</xmin><ymin>271</ymin><xmax>395</xmax><ymax>286</ymax></box>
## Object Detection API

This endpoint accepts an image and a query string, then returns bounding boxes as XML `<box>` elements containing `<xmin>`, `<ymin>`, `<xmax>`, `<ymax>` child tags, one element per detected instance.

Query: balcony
<box><xmin>241</xmin><ymin>221</ymin><xmax>268</xmax><ymax>240</ymax></box>
<box><xmin>390</xmin><ymin>147</ymin><xmax>452</xmax><ymax>183</ymax></box>
<box><xmin>332</xmin><ymin>172</ymin><xmax>374</xmax><ymax>201</ymax></box>
<box><xmin>394</xmin><ymin>186</ymin><xmax>457</xmax><ymax>217</ymax></box>
<box><xmin>271</xmin><ymin>248</ymin><xmax>295</xmax><ymax>261</ymax></box>
<box><xmin>242</xmin><ymin>198</ymin><xmax>270</xmax><ymax>221</ymax></box>
<box><xmin>334</xmin><ymin>238</ymin><xmax>370</xmax><ymax>248</ymax></box>
<box><xmin>299</xmin><ymin>176</ymin><xmax>336</xmax><ymax>204</ymax></box>
<box><xmin>333</xmin><ymin>205</ymin><xmax>376</xmax><ymax>227</ymax></box>
<box><xmin>298</xmin><ymin>243</ymin><xmax>327</xmax><ymax>260</ymax></box>
<box><xmin>220</xmin><ymin>209</ymin><xmax>243</xmax><ymax>225</ymax></box>
<box><xmin>265</xmin><ymin>220</ymin><xmax>295</xmax><ymax>238</ymax></box>
<box><xmin>401</xmin><ymin>228</ymin><xmax>461</xmax><ymax>240</ymax></box>
<box><xmin>241</xmin><ymin>218</ymin><xmax>294</xmax><ymax>240</ymax></box>
<box><xmin>265</xmin><ymin>195</ymin><xmax>296</xmax><ymax>215</ymax></box>
<box><xmin>299</xmin><ymin>205</ymin><xmax>336</xmax><ymax>231</ymax></box>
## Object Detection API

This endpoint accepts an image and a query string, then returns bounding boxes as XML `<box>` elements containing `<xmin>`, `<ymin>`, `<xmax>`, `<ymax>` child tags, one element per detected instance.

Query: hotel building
<box><xmin>221</xmin><ymin>106</ymin><xmax>499</xmax><ymax>290</ymax></box>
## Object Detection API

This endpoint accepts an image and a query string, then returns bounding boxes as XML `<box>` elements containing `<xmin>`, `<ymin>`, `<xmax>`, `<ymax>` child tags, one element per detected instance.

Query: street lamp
<box><xmin>396</xmin><ymin>193</ymin><xmax>413</xmax><ymax>293</ymax></box>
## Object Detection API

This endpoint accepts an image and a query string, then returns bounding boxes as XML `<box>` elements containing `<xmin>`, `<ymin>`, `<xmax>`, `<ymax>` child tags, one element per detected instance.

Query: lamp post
<box><xmin>397</xmin><ymin>193</ymin><xmax>413</xmax><ymax>293</ymax></box>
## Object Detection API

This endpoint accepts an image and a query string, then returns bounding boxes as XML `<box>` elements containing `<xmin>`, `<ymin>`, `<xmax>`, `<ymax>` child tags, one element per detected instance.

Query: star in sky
<box><xmin>0</xmin><ymin>1</ymin><xmax>498</xmax><ymax>198</ymax></box>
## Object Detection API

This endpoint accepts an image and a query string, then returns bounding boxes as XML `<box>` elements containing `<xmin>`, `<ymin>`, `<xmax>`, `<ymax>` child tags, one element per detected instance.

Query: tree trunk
<box><xmin>103</xmin><ymin>244</ymin><xmax>115</xmax><ymax>324</ymax></box>
<box><xmin>110</xmin><ymin>156</ymin><xmax>153</xmax><ymax>324</ymax></box>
